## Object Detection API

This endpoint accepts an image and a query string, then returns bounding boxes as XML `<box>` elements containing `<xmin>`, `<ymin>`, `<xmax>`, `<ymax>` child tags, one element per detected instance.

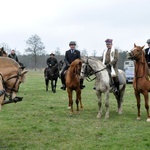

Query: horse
<box><xmin>66</xmin><ymin>59</ymin><xmax>83</xmax><ymax>114</ymax></box>
<box><xmin>0</xmin><ymin>47</ymin><xmax>26</xmax><ymax>70</ymax></box>
<box><xmin>44</xmin><ymin>60</ymin><xmax>64</xmax><ymax>93</ymax></box>
<box><xmin>0</xmin><ymin>57</ymin><xmax>28</xmax><ymax>110</ymax></box>
<box><xmin>0</xmin><ymin>47</ymin><xmax>7</xmax><ymax>57</ymax></box>
<box><xmin>128</xmin><ymin>44</ymin><xmax>150</xmax><ymax>122</ymax></box>
<box><xmin>81</xmin><ymin>57</ymin><xmax>126</xmax><ymax>119</ymax></box>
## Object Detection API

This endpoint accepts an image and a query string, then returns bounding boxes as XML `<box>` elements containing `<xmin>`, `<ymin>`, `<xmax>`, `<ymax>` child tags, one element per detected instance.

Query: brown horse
<box><xmin>66</xmin><ymin>59</ymin><xmax>83</xmax><ymax>114</ymax></box>
<box><xmin>128</xmin><ymin>44</ymin><xmax>150</xmax><ymax>122</ymax></box>
<box><xmin>0</xmin><ymin>57</ymin><xmax>28</xmax><ymax>110</ymax></box>
<box><xmin>0</xmin><ymin>47</ymin><xmax>7</xmax><ymax>57</ymax></box>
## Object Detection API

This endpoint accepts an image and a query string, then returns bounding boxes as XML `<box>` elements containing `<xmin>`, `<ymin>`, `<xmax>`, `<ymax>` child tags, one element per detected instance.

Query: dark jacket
<box><xmin>47</xmin><ymin>57</ymin><xmax>58</xmax><ymax>67</ymax></box>
<box><xmin>145</xmin><ymin>48</ymin><xmax>150</xmax><ymax>63</ymax></box>
<box><xmin>8</xmin><ymin>54</ymin><xmax>19</xmax><ymax>62</ymax></box>
<box><xmin>64</xmin><ymin>49</ymin><xmax>80</xmax><ymax>66</ymax></box>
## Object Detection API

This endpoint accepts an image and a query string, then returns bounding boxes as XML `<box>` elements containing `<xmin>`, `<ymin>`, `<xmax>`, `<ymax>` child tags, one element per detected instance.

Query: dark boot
<box><xmin>80</xmin><ymin>78</ymin><xmax>85</xmax><ymax>89</ymax></box>
<box><xmin>113</xmin><ymin>77</ymin><xmax>120</xmax><ymax>96</ymax></box>
<box><xmin>60</xmin><ymin>73</ymin><xmax>66</xmax><ymax>90</ymax></box>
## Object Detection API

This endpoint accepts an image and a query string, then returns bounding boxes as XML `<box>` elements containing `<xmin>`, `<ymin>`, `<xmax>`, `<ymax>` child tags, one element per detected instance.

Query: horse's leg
<box><xmin>117</xmin><ymin>85</ymin><xmax>125</xmax><ymax>114</ymax></box>
<box><xmin>96</xmin><ymin>91</ymin><xmax>102</xmax><ymax>119</ymax></box>
<box><xmin>67</xmin><ymin>88</ymin><xmax>73</xmax><ymax>114</ymax></box>
<box><xmin>105</xmin><ymin>91</ymin><xmax>109</xmax><ymax>119</ymax></box>
<box><xmin>76</xmin><ymin>88</ymin><xmax>82</xmax><ymax>113</ymax></box>
<box><xmin>45</xmin><ymin>79</ymin><xmax>49</xmax><ymax>91</ymax></box>
<box><xmin>135</xmin><ymin>90</ymin><xmax>141</xmax><ymax>120</ymax></box>
<box><xmin>51</xmin><ymin>80</ymin><xmax>54</xmax><ymax>92</ymax></box>
<box><xmin>53</xmin><ymin>79</ymin><xmax>57</xmax><ymax>93</ymax></box>
<box><xmin>142</xmin><ymin>91</ymin><xmax>150</xmax><ymax>122</ymax></box>
<box><xmin>77</xmin><ymin>88</ymin><xmax>83</xmax><ymax>110</ymax></box>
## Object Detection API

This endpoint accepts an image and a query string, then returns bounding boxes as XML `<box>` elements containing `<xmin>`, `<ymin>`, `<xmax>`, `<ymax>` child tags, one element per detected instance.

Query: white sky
<box><xmin>0</xmin><ymin>0</ymin><xmax>150</xmax><ymax>56</ymax></box>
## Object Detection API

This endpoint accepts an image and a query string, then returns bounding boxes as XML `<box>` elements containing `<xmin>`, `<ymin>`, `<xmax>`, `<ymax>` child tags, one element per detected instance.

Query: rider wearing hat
<box><xmin>44</xmin><ymin>53</ymin><xmax>58</xmax><ymax>79</ymax></box>
<box><xmin>145</xmin><ymin>39</ymin><xmax>150</xmax><ymax>75</ymax></box>
<box><xmin>60</xmin><ymin>41</ymin><xmax>85</xmax><ymax>90</ymax></box>
<box><xmin>145</xmin><ymin>39</ymin><xmax>150</xmax><ymax>67</ymax></box>
<box><xmin>102</xmin><ymin>39</ymin><xmax>119</xmax><ymax>95</ymax></box>
<box><xmin>47</xmin><ymin>53</ymin><xmax>58</xmax><ymax>67</ymax></box>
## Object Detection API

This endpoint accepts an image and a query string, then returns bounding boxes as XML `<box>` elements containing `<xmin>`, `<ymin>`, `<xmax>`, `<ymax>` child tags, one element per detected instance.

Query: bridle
<box><xmin>0</xmin><ymin>68</ymin><xmax>22</xmax><ymax>100</ymax></box>
<box><xmin>82</xmin><ymin>58</ymin><xmax>106</xmax><ymax>82</ymax></box>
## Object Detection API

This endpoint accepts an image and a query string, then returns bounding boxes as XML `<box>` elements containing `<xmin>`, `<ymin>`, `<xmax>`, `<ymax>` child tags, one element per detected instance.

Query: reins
<box><xmin>83</xmin><ymin>58</ymin><xmax>106</xmax><ymax>82</ymax></box>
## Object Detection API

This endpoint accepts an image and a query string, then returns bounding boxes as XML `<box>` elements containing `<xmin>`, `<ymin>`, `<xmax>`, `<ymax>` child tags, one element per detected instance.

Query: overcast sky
<box><xmin>0</xmin><ymin>0</ymin><xmax>149</xmax><ymax>56</ymax></box>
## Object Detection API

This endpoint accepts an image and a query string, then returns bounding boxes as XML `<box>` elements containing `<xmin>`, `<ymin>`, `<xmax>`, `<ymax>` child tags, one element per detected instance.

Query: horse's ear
<box><xmin>134</xmin><ymin>43</ymin><xmax>136</xmax><ymax>47</ymax></box>
<box><xmin>141</xmin><ymin>45</ymin><xmax>145</xmax><ymax>50</ymax></box>
<box><xmin>1</xmin><ymin>47</ymin><xmax>4</xmax><ymax>51</ymax></box>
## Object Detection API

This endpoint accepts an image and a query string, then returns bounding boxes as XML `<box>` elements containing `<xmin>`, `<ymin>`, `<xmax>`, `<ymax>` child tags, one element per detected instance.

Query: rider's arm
<box><xmin>64</xmin><ymin>51</ymin><xmax>70</xmax><ymax>66</ymax></box>
<box><xmin>109</xmin><ymin>49</ymin><xmax>119</xmax><ymax>65</ymax></box>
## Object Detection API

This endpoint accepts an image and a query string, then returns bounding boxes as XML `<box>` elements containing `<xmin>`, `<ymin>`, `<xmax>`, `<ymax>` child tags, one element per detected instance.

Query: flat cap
<box><xmin>105</xmin><ymin>39</ymin><xmax>113</xmax><ymax>44</ymax></box>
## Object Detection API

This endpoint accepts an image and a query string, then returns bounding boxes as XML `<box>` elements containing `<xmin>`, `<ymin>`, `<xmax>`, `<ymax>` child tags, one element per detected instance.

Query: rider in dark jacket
<box><xmin>60</xmin><ymin>41</ymin><xmax>85</xmax><ymax>90</ymax></box>
<box><xmin>47</xmin><ymin>53</ymin><xmax>58</xmax><ymax>67</ymax></box>
<box><xmin>44</xmin><ymin>53</ymin><xmax>58</xmax><ymax>79</ymax></box>
<box><xmin>8</xmin><ymin>50</ymin><xmax>19</xmax><ymax>62</ymax></box>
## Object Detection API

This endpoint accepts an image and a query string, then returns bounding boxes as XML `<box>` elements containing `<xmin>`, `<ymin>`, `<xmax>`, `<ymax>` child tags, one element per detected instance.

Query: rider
<box><xmin>44</xmin><ymin>53</ymin><xmax>58</xmax><ymax>79</ymax></box>
<box><xmin>8</xmin><ymin>49</ymin><xmax>19</xmax><ymax>62</ymax></box>
<box><xmin>102</xmin><ymin>39</ymin><xmax>119</xmax><ymax>95</ymax></box>
<box><xmin>60</xmin><ymin>41</ymin><xmax>85</xmax><ymax>90</ymax></box>
<box><xmin>145</xmin><ymin>39</ymin><xmax>150</xmax><ymax>75</ymax></box>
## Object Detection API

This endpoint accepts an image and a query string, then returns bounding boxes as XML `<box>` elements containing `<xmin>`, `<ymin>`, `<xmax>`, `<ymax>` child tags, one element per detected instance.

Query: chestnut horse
<box><xmin>128</xmin><ymin>44</ymin><xmax>150</xmax><ymax>122</ymax></box>
<box><xmin>66</xmin><ymin>59</ymin><xmax>83</xmax><ymax>114</ymax></box>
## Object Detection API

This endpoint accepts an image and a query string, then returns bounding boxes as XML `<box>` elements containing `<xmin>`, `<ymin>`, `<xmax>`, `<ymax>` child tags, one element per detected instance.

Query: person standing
<box><xmin>8</xmin><ymin>49</ymin><xmax>19</xmax><ymax>62</ymax></box>
<box><xmin>102</xmin><ymin>39</ymin><xmax>119</xmax><ymax>95</ymax></box>
<box><xmin>60</xmin><ymin>41</ymin><xmax>85</xmax><ymax>90</ymax></box>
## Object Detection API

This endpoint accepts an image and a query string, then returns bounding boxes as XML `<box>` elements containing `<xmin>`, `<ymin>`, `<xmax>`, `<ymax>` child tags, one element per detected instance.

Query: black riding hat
<box><xmin>69</xmin><ymin>41</ymin><xmax>76</xmax><ymax>46</ymax></box>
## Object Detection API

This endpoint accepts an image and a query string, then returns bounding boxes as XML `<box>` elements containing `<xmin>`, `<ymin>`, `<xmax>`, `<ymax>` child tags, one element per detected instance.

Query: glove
<box><xmin>49</xmin><ymin>64</ymin><xmax>52</xmax><ymax>67</ymax></box>
<box><xmin>106</xmin><ymin>63</ymin><xmax>111</xmax><ymax>68</ymax></box>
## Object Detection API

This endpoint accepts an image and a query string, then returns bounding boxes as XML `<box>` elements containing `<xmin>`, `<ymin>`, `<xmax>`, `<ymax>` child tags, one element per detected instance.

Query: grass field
<box><xmin>0</xmin><ymin>71</ymin><xmax>150</xmax><ymax>150</ymax></box>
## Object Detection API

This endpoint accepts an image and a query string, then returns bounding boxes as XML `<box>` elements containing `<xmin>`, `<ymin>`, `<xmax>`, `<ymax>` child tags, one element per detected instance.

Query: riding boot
<box><xmin>80</xmin><ymin>78</ymin><xmax>85</xmax><ymax>90</ymax></box>
<box><xmin>44</xmin><ymin>68</ymin><xmax>48</xmax><ymax>79</ymax></box>
<box><xmin>114</xmin><ymin>77</ymin><xmax>120</xmax><ymax>96</ymax></box>
<box><xmin>60</xmin><ymin>73</ymin><xmax>66</xmax><ymax>90</ymax></box>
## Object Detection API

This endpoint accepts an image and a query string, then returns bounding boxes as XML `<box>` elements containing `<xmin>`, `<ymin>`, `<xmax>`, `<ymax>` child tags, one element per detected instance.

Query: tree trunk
<box><xmin>34</xmin><ymin>54</ymin><xmax>37</xmax><ymax>71</ymax></box>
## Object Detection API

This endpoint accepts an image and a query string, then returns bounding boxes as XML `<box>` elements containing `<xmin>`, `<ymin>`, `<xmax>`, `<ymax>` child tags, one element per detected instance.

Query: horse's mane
<box><xmin>88</xmin><ymin>57</ymin><xmax>105</xmax><ymax>67</ymax></box>
<box><xmin>0</xmin><ymin>57</ymin><xmax>20</xmax><ymax>68</ymax></box>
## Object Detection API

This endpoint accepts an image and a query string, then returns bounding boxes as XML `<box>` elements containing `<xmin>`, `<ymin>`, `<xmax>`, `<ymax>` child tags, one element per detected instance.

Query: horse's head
<box><xmin>0</xmin><ymin>47</ymin><xmax>7</xmax><ymax>57</ymax></box>
<box><xmin>0</xmin><ymin>57</ymin><xmax>28</xmax><ymax>100</ymax></box>
<box><xmin>58</xmin><ymin>60</ymin><xmax>64</xmax><ymax>71</ymax></box>
<box><xmin>128</xmin><ymin>44</ymin><xmax>145</xmax><ymax>61</ymax></box>
<box><xmin>71</xmin><ymin>59</ymin><xmax>82</xmax><ymax>75</ymax></box>
<box><xmin>4</xmin><ymin>69</ymin><xmax>28</xmax><ymax>99</ymax></box>
<box><xmin>81</xmin><ymin>57</ymin><xmax>95</xmax><ymax>78</ymax></box>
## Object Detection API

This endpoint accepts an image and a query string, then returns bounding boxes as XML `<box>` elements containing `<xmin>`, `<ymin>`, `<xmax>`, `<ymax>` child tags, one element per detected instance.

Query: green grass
<box><xmin>0</xmin><ymin>71</ymin><xmax>150</xmax><ymax>150</ymax></box>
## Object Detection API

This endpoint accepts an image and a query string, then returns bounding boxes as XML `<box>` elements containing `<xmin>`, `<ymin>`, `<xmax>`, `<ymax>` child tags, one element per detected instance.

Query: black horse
<box><xmin>44</xmin><ymin>60</ymin><xmax>64</xmax><ymax>93</ymax></box>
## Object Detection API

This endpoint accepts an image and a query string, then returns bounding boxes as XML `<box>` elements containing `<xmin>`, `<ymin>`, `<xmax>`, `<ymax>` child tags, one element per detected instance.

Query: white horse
<box><xmin>81</xmin><ymin>57</ymin><xmax>126</xmax><ymax>119</ymax></box>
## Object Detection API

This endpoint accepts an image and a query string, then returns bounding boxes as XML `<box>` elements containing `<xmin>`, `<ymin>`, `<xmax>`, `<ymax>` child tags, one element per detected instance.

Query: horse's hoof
<box><xmin>118</xmin><ymin>109</ymin><xmax>122</xmax><ymax>114</ymax></box>
<box><xmin>80</xmin><ymin>107</ymin><xmax>84</xmax><ymax>111</ymax></box>
<box><xmin>137</xmin><ymin>117</ymin><xmax>141</xmax><ymax>121</ymax></box>
<box><xmin>146</xmin><ymin>118</ymin><xmax>150</xmax><ymax>122</ymax></box>
<box><xmin>97</xmin><ymin>115</ymin><xmax>101</xmax><ymax>119</ymax></box>
<box><xmin>105</xmin><ymin>115</ymin><xmax>109</xmax><ymax>119</ymax></box>
<box><xmin>76</xmin><ymin>111</ymin><xmax>80</xmax><ymax>114</ymax></box>
<box><xmin>68</xmin><ymin>106</ymin><xmax>71</xmax><ymax>110</ymax></box>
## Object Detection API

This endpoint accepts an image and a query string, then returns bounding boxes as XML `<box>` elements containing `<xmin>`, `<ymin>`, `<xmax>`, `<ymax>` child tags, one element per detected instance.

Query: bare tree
<box><xmin>55</xmin><ymin>47</ymin><xmax>61</xmax><ymax>55</ymax></box>
<box><xmin>92</xmin><ymin>50</ymin><xmax>97</xmax><ymax>57</ymax></box>
<box><xmin>25</xmin><ymin>34</ymin><xmax>45</xmax><ymax>71</ymax></box>
<box><xmin>81</xmin><ymin>49</ymin><xmax>88</xmax><ymax>56</ymax></box>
